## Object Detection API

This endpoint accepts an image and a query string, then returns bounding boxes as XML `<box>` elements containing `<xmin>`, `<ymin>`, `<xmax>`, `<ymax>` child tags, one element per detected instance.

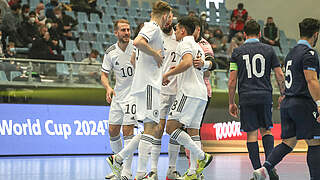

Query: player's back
<box><xmin>231</xmin><ymin>39</ymin><xmax>280</xmax><ymax>104</ymax></box>
<box><xmin>284</xmin><ymin>43</ymin><xmax>320</xmax><ymax>98</ymax></box>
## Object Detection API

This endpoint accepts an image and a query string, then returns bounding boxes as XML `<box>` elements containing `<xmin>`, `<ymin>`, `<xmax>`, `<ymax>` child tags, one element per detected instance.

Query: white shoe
<box><xmin>106</xmin><ymin>155</ymin><xmax>123</xmax><ymax>179</ymax></box>
<box><xmin>147</xmin><ymin>171</ymin><xmax>158</xmax><ymax>180</ymax></box>
<box><xmin>253</xmin><ymin>167</ymin><xmax>268</xmax><ymax>180</ymax></box>
<box><xmin>134</xmin><ymin>173</ymin><xmax>148</xmax><ymax>180</ymax></box>
<box><xmin>105</xmin><ymin>172</ymin><xmax>115</xmax><ymax>179</ymax></box>
<box><xmin>166</xmin><ymin>169</ymin><xmax>183</xmax><ymax>180</ymax></box>
<box><xmin>121</xmin><ymin>174</ymin><xmax>133</xmax><ymax>180</ymax></box>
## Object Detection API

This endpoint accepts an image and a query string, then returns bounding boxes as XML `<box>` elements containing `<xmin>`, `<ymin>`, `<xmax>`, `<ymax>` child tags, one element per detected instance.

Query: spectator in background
<box><xmin>1</xmin><ymin>3</ymin><xmax>23</xmax><ymax>50</ymax></box>
<box><xmin>52</xmin><ymin>7</ymin><xmax>78</xmax><ymax>45</ymax></box>
<box><xmin>70</xmin><ymin>0</ymin><xmax>102</xmax><ymax>18</ymax></box>
<box><xmin>21</xmin><ymin>4</ymin><xmax>29</xmax><ymax>21</ymax></box>
<box><xmin>35</xmin><ymin>2</ymin><xmax>46</xmax><ymax>25</ymax></box>
<box><xmin>45</xmin><ymin>0</ymin><xmax>59</xmax><ymax>19</ymax></box>
<box><xmin>188</xmin><ymin>10</ymin><xmax>196</xmax><ymax>17</ymax></box>
<box><xmin>29</xmin><ymin>25</ymin><xmax>64</xmax><ymax>61</ymax></box>
<box><xmin>19</xmin><ymin>11</ymin><xmax>39</xmax><ymax>47</ymax></box>
<box><xmin>228</xmin><ymin>3</ymin><xmax>248</xmax><ymax>42</ymax></box>
<box><xmin>4</xmin><ymin>42</ymin><xmax>16</xmax><ymax>58</ymax></box>
<box><xmin>0</xmin><ymin>0</ymin><xmax>10</xmax><ymax>24</ymax></box>
<box><xmin>262</xmin><ymin>17</ymin><xmax>280</xmax><ymax>47</ymax></box>
<box><xmin>200</xmin><ymin>11</ymin><xmax>209</xmax><ymax>37</ymax></box>
<box><xmin>227</xmin><ymin>31</ymin><xmax>244</xmax><ymax>57</ymax></box>
<box><xmin>209</xmin><ymin>28</ymin><xmax>227</xmax><ymax>54</ymax></box>
<box><xmin>79</xmin><ymin>49</ymin><xmax>100</xmax><ymax>84</ymax></box>
<box><xmin>8</xmin><ymin>0</ymin><xmax>20</xmax><ymax>7</ymax></box>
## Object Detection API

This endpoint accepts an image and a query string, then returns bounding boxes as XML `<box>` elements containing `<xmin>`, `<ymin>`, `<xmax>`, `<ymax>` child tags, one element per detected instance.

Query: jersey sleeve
<box><xmin>303</xmin><ymin>50</ymin><xmax>318</xmax><ymax>71</ymax></box>
<box><xmin>101</xmin><ymin>53</ymin><xmax>112</xmax><ymax>73</ymax></box>
<box><xmin>138</xmin><ymin>23</ymin><xmax>158</xmax><ymax>43</ymax></box>
<box><xmin>229</xmin><ymin>49</ymin><xmax>239</xmax><ymax>71</ymax></box>
<box><xmin>178</xmin><ymin>41</ymin><xmax>193</xmax><ymax>57</ymax></box>
<box><xmin>270</xmin><ymin>48</ymin><xmax>281</xmax><ymax>68</ymax></box>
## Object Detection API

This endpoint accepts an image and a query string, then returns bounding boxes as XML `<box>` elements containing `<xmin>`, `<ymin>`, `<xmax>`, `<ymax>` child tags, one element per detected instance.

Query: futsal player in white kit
<box><xmin>101</xmin><ymin>19</ymin><xmax>136</xmax><ymax>180</ymax></box>
<box><xmin>106</xmin><ymin>1</ymin><xmax>172</xmax><ymax>179</ymax></box>
<box><xmin>162</xmin><ymin>16</ymin><xmax>213</xmax><ymax>180</ymax></box>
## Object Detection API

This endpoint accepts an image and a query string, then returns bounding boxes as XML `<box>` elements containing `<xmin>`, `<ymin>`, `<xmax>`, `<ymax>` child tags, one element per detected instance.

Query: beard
<box><xmin>119</xmin><ymin>36</ymin><xmax>130</xmax><ymax>43</ymax></box>
<box><xmin>162</xmin><ymin>24</ymin><xmax>174</xmax><ymax>35</ymax></box>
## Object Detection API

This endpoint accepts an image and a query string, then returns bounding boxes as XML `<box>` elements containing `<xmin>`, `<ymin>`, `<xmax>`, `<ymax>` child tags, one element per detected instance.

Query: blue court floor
<box><xmin>0</xmin><ymin>153</ymin><xmax>309</xmax><ymax>180</ymax></box>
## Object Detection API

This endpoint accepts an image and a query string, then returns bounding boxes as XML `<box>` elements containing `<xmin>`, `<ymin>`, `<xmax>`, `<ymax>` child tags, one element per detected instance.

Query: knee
<box><xmin>186</xmin><ymin>128</ymin><xmax>199</xmax><ymax>136</ymax></box>
<box><xmin>247</xmin><ymin>130</ymin><xmax>258</xmax><ymax>142</ymax></box>
<box><xmin>108</xmin><ymin>125</ymin><xmax>121</xmax><ymax>137</ymax></box>
<box><xmin>122</xmin><ymin>125</ymin><xmax>134</xmax><ymax>137</ymax></box>
<box><xmin>283</xmin><ymin>137</ymin><xmax>298</xmax><ymax>149</ymax></box>
<box><xmin>260</xmin><ymin>128</ymin><xmax>272</xmax><ymax>137</ymax></box>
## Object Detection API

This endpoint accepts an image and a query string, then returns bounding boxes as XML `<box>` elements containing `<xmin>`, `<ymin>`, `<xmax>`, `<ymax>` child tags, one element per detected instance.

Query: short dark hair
<box><xmin>299</xmin><ymin>18</ymin><xmax>320</xmax><ymax>38</ymax></box>
<box><xmin>244</xmin><ymin>19</ymin><xmax>260</xmax><ymax>36</ymax></box>
<box><xmin>11</xmin><ymin>3</ymin><xmax>21</xmax><ymax>11</ymax></box>
<box><xmin>190</xmin><ymin>16</ymin><xmax>200</xmax><ymax>27</ymax></box>
<box><xmin>237</xmin><ymin>3</ymin><xmax>244</xmax><ymax>9</ymax></box>
<box><xmin>91</xmin><ymin>49</ymin><xmax>99</xmax><ymax>56</ymax></box>
<box><xmin>177</xmin><ymin>16</ymin><xmax>195</xmax><ymax>35</ymax></box>
<box><xmin>152</xmin><ymin>0</ymin><xmax>172</xmax><ymax>16</ymax></box>
<box><xmin>22</xmin><ymin>4</ymin><xmax>30</xmax><ymax>11</ymax></box>
<box><xmin>114</xmin><ymin>19</ymin><xmax>130</xmax><ymax>31</ymax></box>
<box><xmin>29</xmin><ymin>11</ymin><xmax>36</xmax><ymax>16</ymax></box>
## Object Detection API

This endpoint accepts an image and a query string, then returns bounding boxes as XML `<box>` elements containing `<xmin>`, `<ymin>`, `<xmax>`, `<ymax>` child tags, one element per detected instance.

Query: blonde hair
<box><xmin>151</xmin><ymin>0</ymin><xmax>172</xmax><ymax>17</ymax></box>
<box><xmin>114</xmin><ymin>19</ymin><xmax>130</xmax><ymax>31</ymax></box>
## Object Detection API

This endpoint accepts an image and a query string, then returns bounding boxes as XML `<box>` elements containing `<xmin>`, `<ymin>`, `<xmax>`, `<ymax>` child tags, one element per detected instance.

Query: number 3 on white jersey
<box><xmin>285</xmin><ymin>60</ymin><xmax>292</xmax><ymax>89</ymax></box>
<box><xmin>243</xmin><ymin>54</ymin><xmax>265</xmax><ymax>78</ymax></box>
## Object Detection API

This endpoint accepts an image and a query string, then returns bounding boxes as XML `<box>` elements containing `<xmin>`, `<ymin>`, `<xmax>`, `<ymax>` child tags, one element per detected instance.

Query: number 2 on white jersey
<box><xmin>243</xmin><ymin>54</ymin><xmax>265</xmax><ymax>78</ymax></box>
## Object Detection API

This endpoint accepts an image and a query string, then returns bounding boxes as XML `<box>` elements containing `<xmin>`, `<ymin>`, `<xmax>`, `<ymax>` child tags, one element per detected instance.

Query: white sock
<box><xmin>189</xmin><ymin>136</ymin><xmax>201</xmax><ymax>175</ymax></box>
<box><xmin>117</xmin><ymin>133</ymin><xmax>141</xmax><ymax>162</ymax></box>
<box><xmin>110</xmin><ymin>134</ymin><xmax>122</xmax><ymax>154</ymax></box>
<box><xmin>136</xmin><ymin>134</ymin><xmax>153</xmax><ymax>177</ymax></box>
<box><xmin>122</xmin><ymin>135</ymin><xmax>134</xmax><ymax>176</ymax></box>
<box><xmin>151</xmin><ymin>138</ymin><xmax>161</xmax><ymax>172</ymax></box>
<box><xmin>168</xmin><ymin>138</ymin><xmax>180</xmax><ymax>169</ymax></box>
<box><xmin>170</xmin><ymin>129</ymin><xmax>205</xmax><ymax>160</ymax></box>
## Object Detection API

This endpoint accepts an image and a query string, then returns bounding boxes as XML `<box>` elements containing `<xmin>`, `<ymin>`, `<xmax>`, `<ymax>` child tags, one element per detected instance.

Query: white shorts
<box><xmin>108</xmin><ymin>96</ymin><xmax>137</xmax><ymax>126</ymax></box>
<box><xmin>168</xmin><ymin>92</ymin><xmax>207</xmax><ymax>129</ymax></box>
<box><xmin>135</xmin><ymin>85</ymin><xmax>160</xmax><ymax>124</ymax></box>
<box><xmin>160</xmin><ymin>93</ymin><xmax>176</xmax><ymax>119</ymax></box>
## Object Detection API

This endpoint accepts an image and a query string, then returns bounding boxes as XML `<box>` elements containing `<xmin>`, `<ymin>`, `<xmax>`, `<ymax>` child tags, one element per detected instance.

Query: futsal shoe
<box><xmin>121</xmin><ymin>174</ymin><xmax>133</xmax><ymax>180</ymax></box>
<box><xmin>196</xmin><ymin>153</ymin><xmax>213</xmax><ymax>174</ymax></box>
<box><xmin>134</xmin><ymin>173</ymin><xmax>148</xmax><ymax>180</ymax></box>
<box><xmin>105</xmin><ymin>172</ymin><xmax>115</xmax><ymax>179</ymax></box>
<box><xmin>106</xmin><ymin>155</ymin><xmax>123</xmax><ymax>179</ymax></box>
<box><xmin>166</xmin><ymin>168</ymin><xmax>183</xmax><ymax>180</ymax></box>
<box><xmin>253</xmin><ymin>167</ymin><xmax>268</xmax><ymax>180</ymax></box>
<box><xmin>147</xmin><ymin>171</ymin><xmax>158</xmax><ymax>180</ymax></box>
<box><xmin>198</xmin><ymin>173</ymin><xmax>204</xmax><ymax>180</ymax></box>
<box><xmin>182</xmin><ymin>170</ymin><xmax>198</xmax><ymax>180</ymax></box>
<box><xmin>269</xmin><ymin>168</ymin><xmax>279</xmax><ymax>180</ymax></box>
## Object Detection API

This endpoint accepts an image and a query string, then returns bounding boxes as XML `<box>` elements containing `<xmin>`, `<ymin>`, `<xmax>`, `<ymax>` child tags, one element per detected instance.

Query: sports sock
<box><xmin>110</xmin><ymin>134</ymin><xmax>122</xmax><ymax>154</ymax></box>
<box><xmin>189</xmin><ymin>136</ymin><xmax>201</xmax><ymax>175</ymax></box>
<box><xmin>262</xmin><ymin>134</ymin><xmax>274</xmax><ymax>160</ymax></box>
<box><xmin>168</xmin><ymin>138</ymin><xmax>180</xmax><ymax>169</ymax></box>
<box><xmin>307</xmin><ymin>145</ymin><xmax>320</xmax><ymax>179</ymax></box>
<box><xmin>263</xmin><ymin>142</ymin><xmax>293</xmax><ymax>173</ymax></box>
<box><xmin>117</xmin><ymin>133</ymin><xmax>141</xmax><ymax>162</ymax></box>
<box><xmin>136</xmin><ymin>134</ymin><xmax>153</xmax><ymax>177</ymax></box>
<box><xmin>122</xmin><ymin>135</ymin><xmax>134</xmax><ymax>176</ymax></box>
<box><xmin>151</xmin><ymin>138</ymin><xmax>161</xmax><ymax>172</ymax></box>
<box><xmin>170</xmin><ymin>129</ymin><xmax>205</xmax><ymax>160</ymax></box>
<box><xmin>247</xmin><ymin>141</ymin><xmax>261</xmax><ymax>169</ymax></box>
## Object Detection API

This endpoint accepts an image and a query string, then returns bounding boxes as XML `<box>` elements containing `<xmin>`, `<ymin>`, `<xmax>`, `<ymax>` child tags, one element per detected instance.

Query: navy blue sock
<box><xmin>307</xmin><ymin>145</ymin><xmax>320</xmax><ymax>180</ymax></box>
<box><xmin>262</xmin><ymin>134</ymin><xmax>274</xmax><ymax>160</ymax></box>
<box><xmin>263</xmin><ymin>142</ymin><xmax>293</xmax><ymax>173</ymax></box>
<box><xmin>247</xmin><ymin>141</ymin><xmax>261</xmax><ymax>169</ymax></box>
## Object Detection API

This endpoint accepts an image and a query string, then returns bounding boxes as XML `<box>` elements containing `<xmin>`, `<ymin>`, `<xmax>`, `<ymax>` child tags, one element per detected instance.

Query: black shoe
<box><xmin>269</xmin><ymin>168</ymin><xmax>279</xmax><ymax>180</ymax></box>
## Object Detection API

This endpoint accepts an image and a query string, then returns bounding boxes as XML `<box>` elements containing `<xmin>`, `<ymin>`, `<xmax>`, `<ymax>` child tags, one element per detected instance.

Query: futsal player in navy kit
<box><xmin>253</xmin><ymin>18</ymin><xmax>320</xmax><ymax>180</ymax></box>
<box><xmin>228</xmin><ymin>19</ymin><xmax>285</xmax><ymax>180</ymax></box>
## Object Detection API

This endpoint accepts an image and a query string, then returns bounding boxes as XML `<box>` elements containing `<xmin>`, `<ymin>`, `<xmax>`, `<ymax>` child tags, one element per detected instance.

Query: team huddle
<box><xmin>100</xmin><ymin>1</ymin><xmax>320</xmax><ymax>180</ymax></box>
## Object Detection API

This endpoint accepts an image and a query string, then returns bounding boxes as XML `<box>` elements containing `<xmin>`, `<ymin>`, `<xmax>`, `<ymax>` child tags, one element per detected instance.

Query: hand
<box><xmin>277</xmin><ymin>95</ymin><xmax>285</xmax><ymax>109</ymax></box>
<box><xmin>52</xmin><ymin>40</ymin><xmax>58</xmax><ymax>46</ymax></box>
<box><xmin>317</xmin><ymin>107</ymin><xmax>320</xmax><ymax>123</ymax></box>
<box><xmin>106</xmin><ymin>88</ymin><xmax>115</xmax><ymax>104</ymax></box>
<box><xmin>193</xmin><ymin>57</ymin><xmax>204</xmax><ymax>69</ymax></box>
<box><xmin>169</xmin><ymin>66</ymin><xmax>176</xmax><ymax>70</ymax></box>
<box><xmin>162</xmin><ymin>73</ymin><xmax>170</xmax><ymax>86</ymax></box>
<box><xmin>229</xmin><ymin>103</ymin><xmax>239</xmax><ymax>118</ymax></box>
<box><xmin>64</xmin><ymin>25</ymin><xmax>72</xmax><ymax>30</ymax></box>
<box><xmin>154</xmin><ymin>50</ymin><xmax>163</xmax><ymax>68</ymax></box>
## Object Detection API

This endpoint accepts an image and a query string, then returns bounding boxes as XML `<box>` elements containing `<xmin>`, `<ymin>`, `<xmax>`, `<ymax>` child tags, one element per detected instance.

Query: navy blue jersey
<box><xmin>231</xmin><ymin>40</ymin><xmax>280</xmax><ymax>105</ymax></box>
<box><xmin>284</xmin><ymin>43</ymin><xmax>320</xmax><ymax>98</ymax></box>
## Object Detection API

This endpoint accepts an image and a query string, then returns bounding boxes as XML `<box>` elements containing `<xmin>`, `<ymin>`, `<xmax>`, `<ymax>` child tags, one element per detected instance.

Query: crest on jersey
<box><xmin>115</xmin><ymin>61</ymin><xmax>119</xmax><ymax>65</ymax></box>
<box><xmin>309</xmin><ymin>51</ymin><xmax>315</xmax><ymax>56</ymax></box>
<box><xmin>313</xmin><ymin>111</ymin><xmax>317</xmax><ymax>118</ymax></box>
<box><xmin>153</xmin><ymin>110</ymin><xmax>159</xmax><ymax>118</ymax></box>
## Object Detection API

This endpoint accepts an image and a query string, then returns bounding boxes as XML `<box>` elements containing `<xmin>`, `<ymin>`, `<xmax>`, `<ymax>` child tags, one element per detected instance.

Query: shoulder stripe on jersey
<box><xmin>139</xmin><ymin>32</ymin><xmax>151</xmax><ymax>42</ymax></box>
<box><xmin>105</xmin><ymin>44</ymin><xmax>116</xmax><ymax>54</ymax></box>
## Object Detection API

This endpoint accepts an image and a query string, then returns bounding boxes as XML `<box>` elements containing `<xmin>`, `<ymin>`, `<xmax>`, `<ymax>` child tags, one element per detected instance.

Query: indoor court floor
<box><xmin>0</xmin><ymin>153</ymin><xmax>309</xmax><ymax>180</ymax></box>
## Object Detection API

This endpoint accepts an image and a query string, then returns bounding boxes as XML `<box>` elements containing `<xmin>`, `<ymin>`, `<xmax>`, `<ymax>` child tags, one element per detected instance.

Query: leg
<box><xmin>260</xmin><ymin>128</ymin><xmax>274</xmax><ymax>160</ymax></box>
<box><xmin>247</xmin><ymin>130</ymin><xmax>262</xmax><ymax>170</ymax></box>
<box><xmin>109</xmin><ymin>124</ymin><xmax>122</xmax><ymax>154</ymax></box>
<box><xmin>305</xmin><ymin>139</ymin><xmax>320</xmax><ymax>180</ymax></box>
<box><xmin>121</xmin><ymin>125</ymin><xmax>135</xmax><ymax>178</ymax></box>
<box><xmin>150</xmin><ymin>118</ymin><xmax>165</xmax><ymax>173</ymax></box>
<box><xmin>187</xmin><ymin>128</ymin><xmax>201</xmax><ymax>176</ymax></box>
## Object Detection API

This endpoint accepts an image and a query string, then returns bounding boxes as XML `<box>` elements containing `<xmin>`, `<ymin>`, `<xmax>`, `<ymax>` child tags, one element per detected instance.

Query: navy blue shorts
<box><xmin>239</xmin><ymin>104</ymin><xmax>273</xmax><ymax>132</ymax></box>
<box><xmin>280</xmin><ymin>97</ymin><xmax>320</xmax><ymax>140</ymax></box>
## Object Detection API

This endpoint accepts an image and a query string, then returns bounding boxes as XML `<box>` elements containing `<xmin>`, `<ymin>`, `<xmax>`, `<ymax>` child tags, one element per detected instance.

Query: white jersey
<box><xmin>131</xmin><ymin>21</ymin><xmax>164</xmax><ymax>94</ymax></box>
<box><xmin>161</xmin><ymin>31</ymin><xmax>178</xmax><ymax>95</ymax></box>
<box><xmin>175</xmin><ymin>36</ymin><xmax>208</xmax><ymax>101</ymax></box>
<box><xmin>101</xmin><ymin>40</ymin><xmax>135</xmax><ymax>102</ymax></box>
